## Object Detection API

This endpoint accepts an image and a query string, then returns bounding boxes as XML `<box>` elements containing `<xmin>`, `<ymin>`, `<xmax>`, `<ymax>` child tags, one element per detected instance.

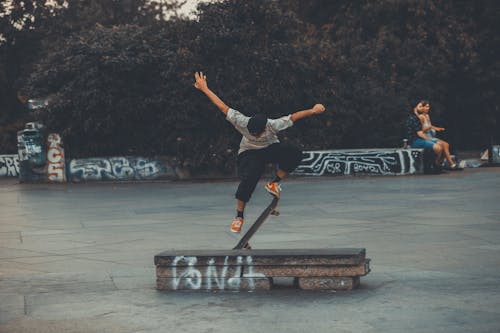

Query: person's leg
<box><xmin>276</xmin><ymin>169</ymin><xmax>287</xmax><ymax>179</ymax></box>
<box><xmin>412</xmin><ymin>138</ymin><xmax>443</xmax><ymax>172</ymax></box>
<box><xmin>437</xmin><ymin>139</ymin><xmax>455</xmax><ymax>167</ymax></box>
<box><xmin>276</xmin><ymin>143</ymin><xmax>303</xmax><ymax>176</ymax></box>
<box><xmin>236</xmin><ymin>199</ymin><xmax>246</xmax><ymax>214</ymax></box>
<box><xmin>264</xmin><ymin>143</ymin><xmax>303</xmax><ymax>197</ymax></box>
<box><xmin>232</xmin><ymin>150</ymin><xmax>265</xmax><ymax>232</ymax></box>
<box><xmin>433</xmin><ymin>142</ymin><xmax>444</xmax><ymax>165</ymax></box>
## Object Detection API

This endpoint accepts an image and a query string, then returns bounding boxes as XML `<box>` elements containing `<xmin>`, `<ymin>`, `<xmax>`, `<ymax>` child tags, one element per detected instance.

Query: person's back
<box><xmin>405</xmin><ymin>112</ymin><xmax>421</xmax><ymax>145</ymax></box>
<box><xmin>225</xmin><ymin>109</ymin><xmax>293</xmax><ymax>155</ymax></box>
<box><xmin>406</xmin><ymin>102</ymin><xmax>444</xmax><ymax>173</ymax></box>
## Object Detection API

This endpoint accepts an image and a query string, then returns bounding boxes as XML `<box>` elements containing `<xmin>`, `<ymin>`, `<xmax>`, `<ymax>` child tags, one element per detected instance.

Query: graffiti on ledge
<box><xmin>169</xmin><ymin>255</ymin><xmax>266</xmax><ymax>291</ymax></box>
<box><xmin>46</xmin><ymin>133</ymin><xmax>66</xmax><ymax>182</ymax></box>
<box><xmin>294</xmin><ymin>149</ymin><xmax>423</xmax><ymax>176</ymax></box>
<box><xmin>0</xmin><ymin>155</ymin><xmax>20</xmax><ymax>177</ymax></box>
<box><xmin>68</xmin><ymin>157</ymin><xmax>168</xmax><ymax>181</ymax></box>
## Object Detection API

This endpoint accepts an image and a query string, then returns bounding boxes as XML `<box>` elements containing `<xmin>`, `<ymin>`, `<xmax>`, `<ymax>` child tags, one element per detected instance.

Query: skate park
<box><xmin>1</xmin><ymin>167</ymin><xmax>500</xmax><ymax>332</ymax></box>
<box><xmin>2</xmin><ymin>1</ymin><xmax>500</xmax><ymax>332</ymax></box>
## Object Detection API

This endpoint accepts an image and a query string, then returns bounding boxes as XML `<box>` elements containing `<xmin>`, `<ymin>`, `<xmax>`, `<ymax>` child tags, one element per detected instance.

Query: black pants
<box><xmin>235</xmin><ymin>143</ymin><xmax>302</xmax><ymax>202</ymax></box>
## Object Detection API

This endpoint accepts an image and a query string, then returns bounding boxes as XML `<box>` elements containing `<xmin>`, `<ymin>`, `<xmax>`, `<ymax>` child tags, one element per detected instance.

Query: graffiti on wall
<box><xmin>68</xmin><ymin>157</ymin><xmax>169</xmax><ymax>181</ymax></box>
<box><xmin>0</xmin><ymin>155</ymin><xmax>20</xmax><ymax>177</ymax></box>
<box><xmin>17</xmin><ymin>122</ymin><xmax>46</xmax><ymax>165</ymax></box>
<box><xmin>169</xmin><ymin>255</ymin><xmax>266</xmax><ymax>291</ymax></box>
<box><xmin>46</xmin><ymin>133</ymin><xmax>66</xmax><ymax>182</ymax></box>
<box><xmin>294</xmin><ymin>149</ymin><xmax>423</xmax><ymax>176</ymax></box>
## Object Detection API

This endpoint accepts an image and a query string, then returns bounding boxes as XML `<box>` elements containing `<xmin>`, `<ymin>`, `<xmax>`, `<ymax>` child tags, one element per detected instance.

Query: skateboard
<box><xmin>233</xmin><ymin>195</ymin><xmax>280</xmax><ymax>250</ymax></box>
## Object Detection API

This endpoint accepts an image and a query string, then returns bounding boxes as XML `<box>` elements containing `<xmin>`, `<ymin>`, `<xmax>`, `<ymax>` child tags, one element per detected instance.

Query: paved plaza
<box><xmin>1</xmin><ymin>168</ymin><xmax>499</xmax><ymax>333</ymax></box>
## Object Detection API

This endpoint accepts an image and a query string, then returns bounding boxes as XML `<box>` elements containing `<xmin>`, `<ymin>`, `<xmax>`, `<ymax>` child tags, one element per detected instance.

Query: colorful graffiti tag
<box><xmin>294</xmin><ymin>149</ymin><xmax>423</xmax><ymax>176</ymax></box>
<box><xmin>46</xmin><ymin>133</ymin><xmax>66</xmax><ymax>182</ymax></box>
<box><xmin>68</xmin><ymin>157</ymin><xmax>170</xmax><ymax>181</ymax></box>
<box><xmin>0</xmin><ymin>155</ymin><xmax>20</xmax><ymax>177</ymax></box>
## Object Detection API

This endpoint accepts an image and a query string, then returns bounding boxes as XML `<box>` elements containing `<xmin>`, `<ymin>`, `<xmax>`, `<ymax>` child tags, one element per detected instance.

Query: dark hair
<box><xmin>247</xmin><ymin>113</ymin><xmax>267</xmax><ymax>135</ymax></box>
<box><xmin>419</xmin><ymin>100</ymin><xmax>430</xmax><ymax>106</ymax></box>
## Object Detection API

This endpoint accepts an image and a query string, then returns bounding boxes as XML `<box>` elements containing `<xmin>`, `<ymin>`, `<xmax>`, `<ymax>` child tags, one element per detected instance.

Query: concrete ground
<box><xmin>0</xmin><ymin>168</ymin><xmax>499</xmax><ymax>333</ymax></box>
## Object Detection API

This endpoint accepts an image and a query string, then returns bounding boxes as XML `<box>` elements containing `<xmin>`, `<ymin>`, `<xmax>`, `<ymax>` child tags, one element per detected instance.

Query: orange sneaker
<box><xmin>231</xmin><ymin>217</ymin><xmax>244</xmax><ymax>233</ymax></box>
<box><xmin>265</xmin><ymin>181</ymin><xmax>281</xmax><ymax>198</ymax></box>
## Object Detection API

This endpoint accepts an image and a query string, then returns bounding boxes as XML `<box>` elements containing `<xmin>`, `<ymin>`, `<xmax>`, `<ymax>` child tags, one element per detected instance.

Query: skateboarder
<box><xmin>194</xmin><ymin>71</ymin><xmax>326</xmax><ymax>233</ymax></box>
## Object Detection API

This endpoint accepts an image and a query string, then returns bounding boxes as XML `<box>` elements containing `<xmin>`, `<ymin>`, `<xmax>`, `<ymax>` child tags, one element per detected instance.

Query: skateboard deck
<box><xmin>233</xmin><ymin>196</ymin><xmax>279</xmax><ymax>250</ymax></box>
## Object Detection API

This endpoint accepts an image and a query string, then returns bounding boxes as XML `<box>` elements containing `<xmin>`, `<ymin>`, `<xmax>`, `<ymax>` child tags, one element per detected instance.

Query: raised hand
<box><xmin>193</xmin><ymin>71</ymin><xmax>230</xmax><ymax>115</ymax></box>
<box><xmin>194</xmin><ymin>71</ymin><xmax>208</xmax><ymax>91</ymax></box>
<box><xmin>312</xmin><ymin>104</ymin><xmax>326</xmax><ymax>114</ymax></box>
<box><xmin>414</xmin><ymin>102</ymin><xmax>422</xmax><ymax>113</ymax></box>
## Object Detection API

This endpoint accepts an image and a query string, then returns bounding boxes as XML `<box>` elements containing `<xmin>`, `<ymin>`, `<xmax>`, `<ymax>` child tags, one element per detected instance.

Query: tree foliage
<box><xmin>1</xmin><ymin>0</ymin><xmax>499</xmax><ymax>173</ymax></box>
<box><xmin>0</xmin><ymin>0</ymin><xmax>182</xmax><ymax>152</ymax></box>
<box><xmin>318</xmin><ymin>0</ymin><xmax>500</xmax><ymax>148</ymax></box>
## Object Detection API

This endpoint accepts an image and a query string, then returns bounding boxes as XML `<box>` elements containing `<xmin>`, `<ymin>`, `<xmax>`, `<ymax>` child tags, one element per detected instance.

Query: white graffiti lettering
<box><xmin>109</xmin><ymin>157</ymin><xmax>135</xmax><ymax>179</ymax></box>
<box><xmin>326</xmin><ymin>162</ymin><xmax>343</xmax><ymax>174</ymax></box>
<box><xmin>205</xmin><ymin>257</ymin><xmax>229</xmax><ymax>290</ymax></box>
<box><xmin>69</xmin><ymin>159</ymin><xmax>112</xmax><ymax>181</ymax></box>
<box><xmin>352</xmin><ymin>163</ymin><xmax>380</xmax><ymax>173</ymax></box>
<box><xmin>172</xmin><ymin>256</ymin><xmax>202</xmax><ymax>290</ymax></box>
<box><xmin>226</xmin><ymin>256</ymin><xmax>244</xmax><ymax>289</ymax></box>
<box><xmin>47</xmin><ymin>133</ymin><xmax>61</xmax><ymax>147</ymax></box>
<box><xmin>294</xmin><ymin>149</ymin><xmax>423</xmax><ymax>176</ymax></box>
<box><xmin>135</xmin><ymin>159</ymin><xmax>162</xmax><ymax>179</ymax></box>
<box><xmin>47</xmin><ymin>148</ymin><xmax>62</xmax><ymax>163</ymax></box>
<box><xmin>241</xmin><ymin>256</ymin><xmax>266</xmax><ymax>289</ymax></box>
<box><xmin>0</xmin><ymin>155</ymin><xmax>20</xmax><ymax>177</ymax></box>
<box><xmin>171</xmin><ymin>255</ymin><xmax>266</xmax><ymax>291</ymax></box>
<box><xmin>68</xmin><ymin>157</ymin><xmax>166</xmax><ymax>181</ymax></box>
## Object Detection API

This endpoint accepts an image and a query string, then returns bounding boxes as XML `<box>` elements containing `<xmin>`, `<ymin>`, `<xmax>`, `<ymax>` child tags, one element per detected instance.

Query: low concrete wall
<box><xmin>293</xmin><ymin>148</ymin><xmax>424</xmax><ymax>176</ymax></box>
<box><xmin>0</xmin><ymin>154</ymin><xmax>20</xmax><ymax>177</ymax></box>
<box><xmin>2</xmin><ymin>148</ymin><xmax>425</xmax><ymax>181</ymax></box>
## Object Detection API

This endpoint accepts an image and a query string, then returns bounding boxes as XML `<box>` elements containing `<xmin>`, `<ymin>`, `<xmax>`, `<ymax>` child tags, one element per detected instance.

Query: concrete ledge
<box><xmin>154</xmin><ymin>248</ymin><xmax>370</xmax><ymax>291</ymax></box>
<box><xmin>293</xmin><ymin>148</ymin><xmax>424</xmax><ymax>176</ymax></box>
<box><xmin>157</xmin><ymin>277</ymin><xmax>272</xmax><ymax>291</ymax></box>
<box><xmin>0</xmin><ymin>154</ymin><xmax>20</xmax><ymax>177</ymax></box>
<box><xmin>298</xmin><ymin>277</ymin><xmax>360</xmax><ymax>290</ymax></box>
<box><xmin>154</xmin><ymin>248</ymin><xmax>366</xmax><ymax>266</ymax></box>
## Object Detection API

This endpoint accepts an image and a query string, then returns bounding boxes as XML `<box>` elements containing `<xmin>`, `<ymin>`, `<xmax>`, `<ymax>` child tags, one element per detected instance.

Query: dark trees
<box><xmin>2</xmin><ymin>0</ymin><xmax>498</xmax><ymax>171</ymax></box>
<box><xmin>283</xmin><ymin>0</ymin><xmax>500</xmax><ymax>149</ymax></box>
<box><xmin>0</xmin><ymin>0</ymin><xmax>183</xmax><ymax>152</ymax></box>
<box><xmin>20</xmin><ymin>0</ymin><xmax>320</xmax><ymax>173</ymax></box>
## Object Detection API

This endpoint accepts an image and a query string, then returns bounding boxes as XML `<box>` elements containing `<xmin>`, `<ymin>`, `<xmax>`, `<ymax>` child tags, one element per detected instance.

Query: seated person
<box><xmin>406</xmin><ymin>101</ymin><xmax>444</xmax><ymax>169</ymax></box>
<box><xmin>416</xmin><ymin>100</ymin><xmax>458</xmax><ymax>169</ymax></box>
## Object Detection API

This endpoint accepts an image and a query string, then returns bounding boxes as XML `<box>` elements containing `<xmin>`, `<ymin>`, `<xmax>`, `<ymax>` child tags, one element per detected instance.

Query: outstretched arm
<box><xmin>420</xmin><ymin>115</ymin><xmax>445</xmax><ymax>132</ymax></box>
<box><xmin>424</xmin><ymin>113</ymin><xmax>445</xmax><ymax>132</ymax></box>
<box><xmin>290</xmin><ymin>104</ymin><xmax>326</xmax><ymax>122</ymax></box>
<box><xmin>193</xmin><ymin>71</ymin><xmax>229</xmax><ymax>115</ymax></box>
<box><xmin>422</xmin><ymin>124</ymin><xmax>445</xmax><ymax>132</ymax></box>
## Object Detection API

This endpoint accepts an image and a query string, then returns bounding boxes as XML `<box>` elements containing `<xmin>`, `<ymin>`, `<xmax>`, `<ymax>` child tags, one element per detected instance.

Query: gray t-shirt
<box><xmin>226</xmin><ymin>108</ymin><xmax>294</xmax><ymax>154</ymax></box>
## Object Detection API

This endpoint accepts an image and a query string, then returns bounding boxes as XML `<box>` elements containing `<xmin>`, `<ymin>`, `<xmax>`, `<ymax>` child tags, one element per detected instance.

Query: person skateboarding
<box><xmin>194</xmin><ymin>71</ymin><xmax>326</xmax><ymax>233</ymax></box>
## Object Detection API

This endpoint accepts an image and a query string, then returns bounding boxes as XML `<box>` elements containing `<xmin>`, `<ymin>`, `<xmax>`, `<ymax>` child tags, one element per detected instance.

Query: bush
<box><xmin>10</xmin><ymin>0</ymin><xmax>500</xmax><ymax>173</ymax></box>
